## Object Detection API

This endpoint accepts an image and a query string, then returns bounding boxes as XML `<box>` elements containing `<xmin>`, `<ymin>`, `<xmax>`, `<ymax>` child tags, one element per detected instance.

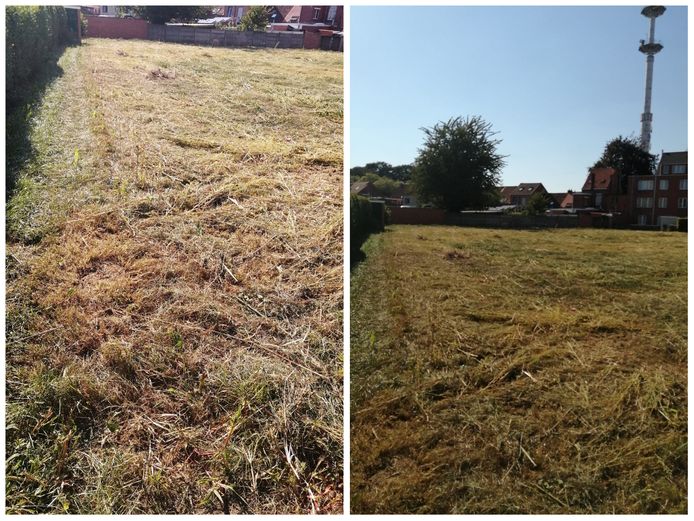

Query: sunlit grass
<box><xmin>351</xmin><ymin>226</ymin><xmax>686</xmax><ymax>514</ymax></box>
<box><xmin>6</xmin><ymin>38</ymin><xmax>343</xmax><ymax>514</ymax></box>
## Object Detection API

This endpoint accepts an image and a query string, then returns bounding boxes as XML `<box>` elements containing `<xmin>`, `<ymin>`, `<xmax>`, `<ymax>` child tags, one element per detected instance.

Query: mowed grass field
<box><xmin>6</xmin><ymin>39</ymin><xmax>342</xmax><ymax>513</ymax></box>
<box><xmin>351</xmin><ymin>225</ymin><xmax>687</xmax><ymax>514</ymax></box>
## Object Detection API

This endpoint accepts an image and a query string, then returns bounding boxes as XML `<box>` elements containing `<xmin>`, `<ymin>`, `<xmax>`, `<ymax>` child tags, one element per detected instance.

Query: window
<box><xmin>327</xmin><ymin>5</ymin><xmax>337</xmax><ymax>23</ymax></box>
<box><xmin>594</xmin><ymin>193</ymin><xmax>603</xmax><ymax>207</ymax></box>
<box><xmin>636</xmin><ymin>197</ymin><xmax>653</xmax><ymax>208</ymax></box>
<box><xmin>658</xmin><ymin>197</ymin><xmax>668</xmax><ymax>208</ymax></box>
<box><xmin>101</xmin><ymin>6</ymin><xmax>108</xmax><ymax>13</ymax></box>
<box><xmin>679</xmin><ymin>179</ymin><xmax>688</xmax><ymax>190</ymax></box>
<box><xmin>637</xmin><ymin>179</ymin><xmax>654</xmax><ymax>191</ymax></box>
<box><xmin>659</xmin><ymin>179</ymin><xmax>669</xmax><ymax>190</ymax></box>
<box><xmin>226</xmin><ymin>7</ymin><xmax>232</xmax><ymax>17</ymax></box>
<box><xmin>678</xmin><ymin>198</ymin><xmax>687</xmax><ymax>209</ymax></box>
<box><xmin>313</xmin><ymin>7</ymin><xmax>321</xmax><ymax>20</ymax></box>
<box><xmin>637</xmin><ymin>214</ymin><xmax>648</xmax><ymax>225</ymax></box>
<box><xmin>672</xmin><ymin>164</ymin><xmax>687</xmax><ymax>174</ymax></box>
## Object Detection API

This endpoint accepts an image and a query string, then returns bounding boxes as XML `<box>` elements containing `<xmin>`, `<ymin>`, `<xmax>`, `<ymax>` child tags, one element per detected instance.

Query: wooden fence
<box><xmin>147</xmin><ymin>25</ymin><xmax>304</xmax><ymax>49</ymax></box>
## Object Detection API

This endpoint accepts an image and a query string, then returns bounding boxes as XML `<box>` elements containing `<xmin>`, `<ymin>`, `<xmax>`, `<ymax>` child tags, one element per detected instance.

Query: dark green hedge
<box><xmin>6</xmin><ymin>6</ymin><xmax>69</xmax><ymax>108</ymax></box>
<box><xmin>351</xmin><ymin>195</ymin><xmax>385</xmax><ymax>256</ymax></box>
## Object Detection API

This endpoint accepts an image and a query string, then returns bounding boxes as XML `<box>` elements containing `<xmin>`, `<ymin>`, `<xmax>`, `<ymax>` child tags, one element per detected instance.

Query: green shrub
<box><xmin>6</xmin><ymin>6</ymin><xmax>69</xmax><ymax>108</ymax></box>
<box><xmin>351</xmin><ymin>195</ymin><xmax>384</xmax><ymax>256</ymax></box>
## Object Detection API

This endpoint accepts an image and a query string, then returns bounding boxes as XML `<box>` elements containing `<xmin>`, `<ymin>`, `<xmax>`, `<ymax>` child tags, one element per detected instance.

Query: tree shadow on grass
<box><xmin>350</xmin><ymin>228</ymin><xmax>391</xmax><ymax>271</ymax></box>
<box><xmin>350</xmin><ymin>248</ymin><xmax>366</xmax><ymax>270</ymax></box>
<box><xmin>6</xmin><ymin>47</ymin><xmax>69</xmax><ymax>201</ymax></box>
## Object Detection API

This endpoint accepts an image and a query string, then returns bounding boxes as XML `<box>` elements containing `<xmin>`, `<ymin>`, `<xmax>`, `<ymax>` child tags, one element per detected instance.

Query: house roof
<box><xmin>582</xmin><ymin>167</ymin><xmax>616</xmax><ymax>191</ymax></box>
<box><xmin>350</xmin><ymin>181</ymin><xmax>372</xmax><ymax>194</ymax></box>
<box><xmin>560</xmin><ymin>192</ymin><xmax>574</xmax><ymax>207</ymax></box>
<box><xmin>547</xmin><ymin>192</ymin><xmax>565</xmax><ymax>205</ymax></box>
<box><xmin>275</xmin><ymin>5</ymin><xmax>302</xmax><ymax>22</ymax></box>
<box><xmin>659</xmin><ymin>151</ymin><xmax>687</xmax><ymax>166</ymax></box>
<box><xmin>504</xmin><ymin>183</ymin><xmax>546</xmax><ymax>197</ymax></box>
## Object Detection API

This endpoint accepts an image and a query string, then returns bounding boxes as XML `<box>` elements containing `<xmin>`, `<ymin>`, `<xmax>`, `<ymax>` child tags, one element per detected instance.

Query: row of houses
<box><xmin>500</xmin><ymin>151</ymin><xmax>687</xmax><ymax>227</ymax></box>
<box><xmin>82</xmin><ymin>5</ymin><xmax>343</xmax><ymax>31</ymax></box>
<box><xmin>352</xmin><ymin>150</ymin><xmax>687</xmax><ymax>229</ymax></box>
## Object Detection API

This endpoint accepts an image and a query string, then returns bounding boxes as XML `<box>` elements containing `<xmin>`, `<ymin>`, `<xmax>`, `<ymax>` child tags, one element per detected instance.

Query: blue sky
<box><xmin>350</xmin><ymin>6</ymin><xmax>688</xmax><ymax>192</ymax></box>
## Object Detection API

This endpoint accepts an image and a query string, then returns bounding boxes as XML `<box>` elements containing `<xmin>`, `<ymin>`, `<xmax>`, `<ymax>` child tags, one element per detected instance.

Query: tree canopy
<box><xmin>129</xmin><ymin>6</ymin><xmax>212</xmax><ymax>24</ymax></box>
<box><xmin>593</xmin><ymin>136</ymin><xmax>657</xmax><ymax>175</ymax></box>
<box><xmin>350</xmin><ymin>162</ymin><xmax>413</xmax><ymax>183</ymax></box>
<box><xmin>238</xmin><ymin>6</ymin><xmax>269</xmax><ymax>31</ymax></box>
<box><xmin>412</xmin><ymin>116</ymin><xmax>506</xmax><ymax>211</ymax></box>
<box><xmin>524</xmin><ymin>192</ymin><xmax>549</xmax><ymax>216</ymax></box>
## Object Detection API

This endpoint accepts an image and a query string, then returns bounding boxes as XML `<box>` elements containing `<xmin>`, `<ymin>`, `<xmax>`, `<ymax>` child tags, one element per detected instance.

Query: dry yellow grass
<box><xmin>351</xmin><ymin>226</ymin><xmax>686</xmax><ymax>514</ymax></box>
<box><xmin>6</xmin><ymin>38</ymin><xmax>342</xmax><ymax>514</ymax></box>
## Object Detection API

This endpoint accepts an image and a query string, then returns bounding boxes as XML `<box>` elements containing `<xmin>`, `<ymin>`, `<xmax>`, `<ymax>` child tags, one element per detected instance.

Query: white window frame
<box><xmin>313</xmin><ymin>7</ymin><xmax>321</xmax><ymax>20</ymax></box>
<box><xmin>637</xmin><ymin>214</ymin><xmax>648</xmax><ymax>225</ymax></box>
<box><xmin>326</xmin><ymin>5</ymin><xmax>337</xmax><ymax>23</ymax></box>
<box><xmin>658</xmin><ymin>197</ymin><xmax>668</xmax><ymax>209</ymax></box>
<box><xmin>637</xmin><ymin>179</ymin><xmax>654</xmax><ymax>191</ymax></box>
<box><xmin>679</xmin><ymin>179</ymin><xmax>688</xmax><ymax>190</ymax></box>
<box><xmin>659</xmin><ymin>179</ymin><xmax>669</xmax><ymax>190</ymax></box>
<box><xmin>636</xmin><ymin>197</ymin><xmax>653</xmax><ymax>209</ymax></box>
<box><xmin>594</xmin><ymin>193</ymin><xmax>603</xmax><ymax>207</ymax></box>
<box><xmin>672</xmin><ymin>165</ymin><xmax>687</xmax><ymax>174</ymax></box>
<box><xmin>678</xmin><ymin>197</ymin><xmax>687</xmax><ymax>209</ymax></box>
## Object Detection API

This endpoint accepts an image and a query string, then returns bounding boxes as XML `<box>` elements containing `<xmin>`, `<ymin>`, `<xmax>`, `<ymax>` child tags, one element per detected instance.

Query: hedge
<box><xmin>351</xmin><ymin>194</ymin><xmax>385</xmax><ymax>256</ymax></box>
<box><xmin>6</xmin><ymin>6</ymin><xmax>69</xmax><ymax>108</ymax></box>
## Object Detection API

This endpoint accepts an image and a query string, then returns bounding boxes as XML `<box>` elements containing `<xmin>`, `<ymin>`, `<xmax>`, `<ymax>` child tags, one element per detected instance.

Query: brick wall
<box><xmin>445</xmin><ymin>213</ymin><xmax>578</xmax><ymax>229</ymax></box>
<box><xmin>303</xmin><ymin>30</ymin><xmax>322</xmax><ymax>49</ymax></box>
<box><xmin>85</xmin><ymin>16</ymin><xmax>149</xmax><ymax>40</ymax></box>
<box><xmin>389</xmin><ymin>207</ymin><xmax>446</xmax><ymax>225</ymax></box>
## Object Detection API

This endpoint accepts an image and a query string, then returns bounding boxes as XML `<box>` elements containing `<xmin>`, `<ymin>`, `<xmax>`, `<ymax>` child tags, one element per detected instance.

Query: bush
<box><xmin>524</xmin><ymin>192</ymin><xmax>549</xmax><ymax>216</ymax></box>
<box><xmin>351</xmin><ymin>195</ymin><xmax>384</xmax><ymax>257</ymax></box>
<box><xmin>6</xmin><ymin>6</ymin><xmax>69</xmax><ymax>108</ymax></box>
<box><xmin>237</xmin><ymin>6</ymin><xmax>269</xmax><ymax>31</ymax></box>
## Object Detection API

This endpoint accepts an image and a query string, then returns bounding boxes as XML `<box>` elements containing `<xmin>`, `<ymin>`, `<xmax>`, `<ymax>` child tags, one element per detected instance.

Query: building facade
<box><xmin>627</xmin><ymin>151</ymin><xmax>688</xmax><ymax>225</ymax></box>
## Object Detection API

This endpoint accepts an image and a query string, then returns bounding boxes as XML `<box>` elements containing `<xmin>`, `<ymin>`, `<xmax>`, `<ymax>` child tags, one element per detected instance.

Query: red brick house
<box><xmin>351</xmin><ymin>181</ymin><xmax>375</xmax><ymax>198</ymax></box>
<box><xmin>579</xmin><ymin>167</ymin><xmax>625</xmax><ymax>210</ymax></box>
<box><xmin>218</xmin><ymin>6</ymin><xmax>343</xmax><ymax>30</ymax></box>
<box><xmin>220</xmin><ymin>5</ymin><xmax>250</xmax><ymax>24</ymax></box>
<box><xmin>273</xmin><ymin>6</ymin><xmax>343</xmax><ymax>29</ymax></box>
<box><xmin>499</xmin><ymin>183</ymin><xmax>549</xmax><ymax>207</ymax></box>
<box><xmin>627</xmin><ymin>151</ymin><xmax>688</xmax><ymax>226</ymax></box>
<box><xmin>547</xmin><ymin>193</ymin><xmax>565</xmax><ymax>208</ymax></box>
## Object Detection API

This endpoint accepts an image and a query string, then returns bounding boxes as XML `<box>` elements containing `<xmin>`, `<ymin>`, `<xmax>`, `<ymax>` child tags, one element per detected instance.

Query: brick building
<box><xmin>218</xmin><ymin>6</ymin><xmax>343</xmax><ymax>30</ymax></box>
<box><xmin>499</xmin><ymin>183</ymin><xmax>548</xmax><ymax>206</ymax></box>
<box><xmin>627</xmin><ymin>151</ymin><xmax>688</xmax><ymax>225</ymax></box>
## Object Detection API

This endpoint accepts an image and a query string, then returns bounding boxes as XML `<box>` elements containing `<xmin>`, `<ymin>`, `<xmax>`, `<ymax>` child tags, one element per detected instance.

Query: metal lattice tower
<box><xmin>638</xmin><ymin>5</ymin><xmax>666</xmax><ymax>152</ymax></box>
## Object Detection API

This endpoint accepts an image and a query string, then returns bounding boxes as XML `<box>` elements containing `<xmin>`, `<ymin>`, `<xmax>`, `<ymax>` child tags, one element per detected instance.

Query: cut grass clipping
<box><xmin>351</xmin><ymin>226</ymin><xmax>686</xmax><ymax>514</ymax></box>
<box><xmin>6</xmin><ymin>38</ymin><xmax>343</xmax><ymax>514</ymax></box>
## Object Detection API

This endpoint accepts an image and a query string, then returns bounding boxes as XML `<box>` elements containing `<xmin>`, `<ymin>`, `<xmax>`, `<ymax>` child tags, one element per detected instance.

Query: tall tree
<box><xmin>593</xmin><ymin>135</ymin><xmax>657</xmax><ymax>191</ymax></box>
<box><xmin>130</xmin><ymin>6</ymin><xmax>212</xmax><ymax>24</ymax></box>
<box><xmin>412</xmin><ymin>116</ymin><xmax>506</xmax><ymax>211</ymax></box>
